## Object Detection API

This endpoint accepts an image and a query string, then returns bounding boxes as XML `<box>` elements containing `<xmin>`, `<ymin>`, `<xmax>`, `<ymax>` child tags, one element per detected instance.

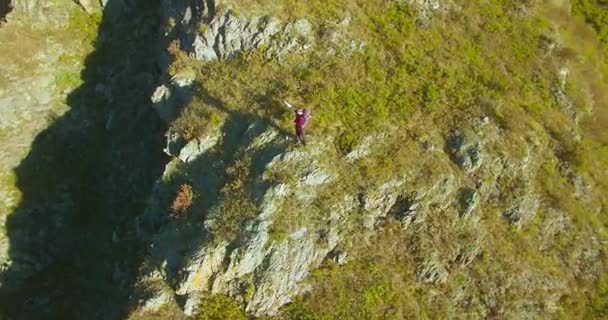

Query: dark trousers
<box><xmin>295</xmin><ymin>125</ymin><xmax>306</xmax><ymax>145</ymax></box>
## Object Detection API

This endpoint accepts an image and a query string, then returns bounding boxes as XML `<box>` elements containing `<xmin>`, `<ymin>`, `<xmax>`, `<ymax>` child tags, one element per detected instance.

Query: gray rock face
<box><xmin>388</xmin><ymin>194</ymin><xmax>419</xmax><ymax>227</ymax></box>
<box><xmin>406</xmin><ymin>0</ymin><xmax>453</xmax><ymax>22</ymax></box>
<box><xmin>136</xmin><ymin>136</ymin><xmax>350</xmax><ymax>317</ymax></box>
<box><xmin>178</xmin><ymin>133</ymin><xmax>220</xmax><ymax>163</ymax></box>
<box><xmin>8</xmin><ymin>0</ymin><xmax>72</xmax><ymax>24</ymax></box>
<box><xmin>161</xmin><ymin>0</ymin><xmax>362</xmax><ymax>64</ymax></box>
<box><xmin>503</xmin><ymin>193</ymin><xmax>540</xmax><ymax>227</ymax></box>
<box><xmin>418</xmin><ymin>251</ymin><xmax>449</xmax><ymax>284</ymax></box>
<box><xmin>151</xmin><ymin>85</ymin><xmax>178</xmax><ymax>121</ymax></box>
<box><xmin>459</xmin><ymin>187</ymin><xmax>478</xmax><ymax>217</ymax></box>
<box><xmin>132</xmin><ymin>112</ymin><xmax>558</xmax><ymax>316</ymax></box>
<box><xmin>163</xmin><ymin>131</ymin><xmax>186</xmax><ymax>157</ymax></box>
<box><xmin>192</xmin><ymin>12</ymin><xmax>314</xmax><ymax>61</ymax></box>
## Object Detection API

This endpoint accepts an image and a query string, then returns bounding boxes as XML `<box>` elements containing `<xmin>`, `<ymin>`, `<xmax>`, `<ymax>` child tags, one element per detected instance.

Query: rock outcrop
<box><xmin>134</xmin><ymin>106</ymin><xmax>554</xmax><ymax>316</ymax></box>
<box><xmin>130</xmin><ymin>1</ymin><xmax>570</xmax><ymax>317</ymax></box>
<box><xmin>193</xmin><ymin>13</ymin><xmax>314</xmax><ymax>61</ymax></box>
<box><xmin>0</xmin><ymin>0</ymin><xmax>602</xmax><ymax>318</ymax></box>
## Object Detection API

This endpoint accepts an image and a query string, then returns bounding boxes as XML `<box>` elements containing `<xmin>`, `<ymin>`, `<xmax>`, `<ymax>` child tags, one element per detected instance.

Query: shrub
<box><xmin>168</xmin><ymin>39</ymin><xmax>195</xmax><ymax>77</ymax></box>
<box><xmin>197</xmin><ymin>295</ymin><xmax>247</xmax><ymax>320</ymax></box>
<box><xmin>170</xmin><ymin>184</ymin><xmax>194</xmax><ymax>218</ymax></box>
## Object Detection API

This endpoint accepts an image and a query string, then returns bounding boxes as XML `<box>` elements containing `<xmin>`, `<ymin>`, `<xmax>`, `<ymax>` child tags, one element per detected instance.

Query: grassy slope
<box><xmin>161</xmin><ymin>0</ymin><xmax>608</xmax><ymax>318</ymax></box>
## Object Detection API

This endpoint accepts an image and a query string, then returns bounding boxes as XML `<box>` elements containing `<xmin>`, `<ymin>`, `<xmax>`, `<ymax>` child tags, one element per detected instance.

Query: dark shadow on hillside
<box><xmin>0</xmin><ymin>1</ymin><xmax>169</xmax><ymax>319</ymax></box>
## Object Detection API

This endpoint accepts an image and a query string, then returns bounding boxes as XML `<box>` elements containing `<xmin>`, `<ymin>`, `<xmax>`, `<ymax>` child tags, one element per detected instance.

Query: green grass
<box><xmin>162</xmin><ymin>0</ymin><xmax>608</xmax><ymax>318</ymax></box>
<box><xmin>197</xmin><ymin>295</ymin><xmax>248</xmax><ymax>320</ymax></box>
<box><xmin>54</xmin><ymin>70</ymin><xmax>82</xmax><ymax>92</ymax></box>
<box><xmin>52</xmin><ymin>7</ymin><xmax>101</xmax><ymax>93</ymax></box>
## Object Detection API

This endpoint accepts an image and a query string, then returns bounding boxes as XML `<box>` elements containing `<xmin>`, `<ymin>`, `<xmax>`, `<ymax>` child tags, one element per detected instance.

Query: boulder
<box><xmin>388</xmin><ymin>194</ymin><xmax>419</xmax><ymax>227</ymax></box>
<box><xmin>163</xmin><ymin>131</ymin><xmax>186</xmax><ymax>157</ymax></box>
<box><xmin>151</xmin><ymin>85</ymin><xmax>178</xmax><ymax>122</ymax></box>
<box><xmin>190</xmin><ymin>12</ymin><xmax>313</xmax><ymax>61</ymax></box>
<box><xmin>178</xmin><ymin>134</ymin><xmax>220</xmax><ymax>163</ymax></box>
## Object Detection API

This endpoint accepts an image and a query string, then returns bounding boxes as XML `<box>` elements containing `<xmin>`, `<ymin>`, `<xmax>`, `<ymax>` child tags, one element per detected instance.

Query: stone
<box><xmin>503</xmin><ymin>193</ymin><xmax>539</xmax><ymax>227</ymax></box>
<box><xmin>9</xmin><ymin>0</ymin><xmax>71</xmax><ymax>24</ymax></box>
<box><xmin>178</xmin><ymin>134</ymin><xmax>220</xmax><ymax>163</ymax></box>
<box><xmin>170</xmin><ymin>69</ymin><xmax>195</xmax><ymax>88</ymax></box>
<box><xmin>388</xmin><ymin>194</ymin><xmax>419</xmax><ymax>226</ymax></box>
<box><xmin>345</xmin><ymin>134</ymin><xmax>376</xmax><ymax>161</ymax></box>
<box><xmin>447</xmin><ymin>129</ymin><xmax>465</xmax><ymax>153</ymax></box>
<box><xmin>301</xmin><ymin>169</ymin><xmax>332</xmax><ymax>186</ymax></box>
<box><xmin>290</xmin><ymin>227</ymin><xmax>307</xmax><ymax>240</ymax></box>
<box><xmin>406</xmin><ymin>0</ymin><xmax>452</xmax><ymax>22</ymax></box>
<box><xmin>163</xmin><ymin>131</ymin><xmax>186</xmax><ymax>157</ymax></box>
<box><xmin>140</xmin><ymin>289</ymin><xmax>174</xmax><ymax>313</ymax></box>
<box><xmin>183</xmin><ymin>292</ymin><xmax>202</xmax><ymax>316</ymax></box>
<box><xmin>446</xmin><ymin>129</ymin><xmax>483</xmax><ymax>173</ymax></box>
<box><xmin>151</xmin><ymin>85</ymin><xmax>179</xmax><ymax>122</ymax></box>
<box><xmin>552</xmin><ymin>67</ymin><xmax>578</xmax><ymax>121</ymax></box>
<box><xmin>362</xmin><ymin>179</ymin><xmax>405</xmax><ymax>228</ymax></box>
<box><xmin>151</xmin><ymin>84</ymin><xmax>171</xmax><ymax>104</ymax></box>
<box><xmin>193</xmin><ymin>34</ymin><xmax>218</xmax><ymax>61</ymax></box>
<box><xmin>185</xmin><ymin>11</ymin><xmax>314</xmax><ymax>62</ymax></box>
<box><xmin>328</xmin><ymin>248</ymin><xmax>348</xmax><ymax>265</ymax></box>
<box><xmin>292</xmin><ymin>19</ymin><xmax>312</xmax><ymax>35</ymax></box>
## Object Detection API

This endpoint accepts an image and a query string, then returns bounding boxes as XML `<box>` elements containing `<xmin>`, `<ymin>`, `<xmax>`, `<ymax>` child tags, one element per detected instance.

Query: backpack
<box><xmin>295</xmin><ymin>110</ymin><xmax>310</xmax><ymax>127</ymax></box>
<box><xmin>295</xmin><ymin>114</ymin><xmax>306</xmax><ymax>127</ymax></box>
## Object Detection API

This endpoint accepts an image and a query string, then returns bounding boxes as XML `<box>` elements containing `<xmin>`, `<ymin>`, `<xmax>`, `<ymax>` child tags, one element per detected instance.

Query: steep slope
<box><xmin>130</xmin><ymin>0</ymin><xmax>608</xmax><ymax>319</ymax></box>
<box><xmin>0</xmin><ymin>0</ymin><xmax>606</xmax><ymax>319</ymax></box>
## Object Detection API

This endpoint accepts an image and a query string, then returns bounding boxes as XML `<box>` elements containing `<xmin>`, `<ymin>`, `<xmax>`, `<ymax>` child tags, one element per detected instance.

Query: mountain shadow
<box><xmin>0</xmin><ymin>1</ymin><xmax>169</xmax><ymax>319</ymax></box>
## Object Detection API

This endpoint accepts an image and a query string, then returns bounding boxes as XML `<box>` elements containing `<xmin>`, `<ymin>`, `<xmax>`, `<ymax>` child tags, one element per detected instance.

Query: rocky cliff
<box><xmin>131</xmin><ymin>0</ymin><xmax>607</xmax><ymax>318</ymax></box>
<box><xmin>0</xmin><ymin>0</ymin><xmax>607</xmax><ymax>319</ymax></box>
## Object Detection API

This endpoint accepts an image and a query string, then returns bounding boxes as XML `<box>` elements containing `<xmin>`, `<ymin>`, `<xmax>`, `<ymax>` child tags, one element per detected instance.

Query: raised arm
<box><xmin>283</xmin><ymin>99</ymin><xmax>295</xmax><ymax>111</ymax></box>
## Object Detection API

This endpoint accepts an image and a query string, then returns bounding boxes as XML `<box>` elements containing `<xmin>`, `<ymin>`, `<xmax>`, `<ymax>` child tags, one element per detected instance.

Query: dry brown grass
<box><xmin>170</xmin><ymin>184</ymin><xmax>194</xmax><ymax>219</ymax></box>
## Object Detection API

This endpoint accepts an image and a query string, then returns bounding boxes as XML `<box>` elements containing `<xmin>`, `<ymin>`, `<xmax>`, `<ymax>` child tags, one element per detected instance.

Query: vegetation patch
<box><xmin>147</xmin><ymin>0</ymin><xmax>608</xmax><ymax>318</ymax></box>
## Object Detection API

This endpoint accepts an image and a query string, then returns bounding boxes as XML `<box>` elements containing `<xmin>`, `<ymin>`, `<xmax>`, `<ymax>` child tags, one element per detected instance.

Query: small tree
<box><xmin>171</xmin><ymin>184</ymin><xmax>194</xmax><ymax>219</ymax></box>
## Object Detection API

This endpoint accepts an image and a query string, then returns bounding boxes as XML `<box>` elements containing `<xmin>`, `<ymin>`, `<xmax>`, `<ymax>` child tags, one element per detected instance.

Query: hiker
<box><xmin>283</xmin><ymin>99</ymin><xmax>312</xmax><ymax>146</ymax></box>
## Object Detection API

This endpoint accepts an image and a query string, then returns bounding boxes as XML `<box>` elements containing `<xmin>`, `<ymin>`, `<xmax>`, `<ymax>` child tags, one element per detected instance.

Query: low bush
<box><xmin>170</xmin><ymin>184</ymin><xmax>194</xmax><ymax>219</ymax></box>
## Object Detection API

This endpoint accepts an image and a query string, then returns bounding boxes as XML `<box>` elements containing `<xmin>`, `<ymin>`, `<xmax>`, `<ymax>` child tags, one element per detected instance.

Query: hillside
<box><xmin>0</xmin><ymin>0</ymin><xmax>607</xmax><ymax>319</ymax></box>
